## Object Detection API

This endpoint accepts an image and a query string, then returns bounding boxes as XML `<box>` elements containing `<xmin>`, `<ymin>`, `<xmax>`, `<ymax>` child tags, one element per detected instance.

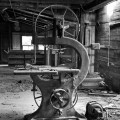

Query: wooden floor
<box><xmin>0</xmin><ymin>66</ymin><xmax>120</xmax><ymax>120</ymax></box>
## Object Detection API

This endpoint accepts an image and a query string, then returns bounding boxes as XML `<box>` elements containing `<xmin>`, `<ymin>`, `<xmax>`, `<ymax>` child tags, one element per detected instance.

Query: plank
<box><xmin>14</xmin><ymin>67</ymin><xmax>80</xmax><ymax>75</ymax></box>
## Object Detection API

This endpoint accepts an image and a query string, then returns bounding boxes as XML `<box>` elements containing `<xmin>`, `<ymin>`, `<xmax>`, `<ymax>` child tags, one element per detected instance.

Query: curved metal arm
<box><xmin>56</xmin><ymin>37</ymin><xmax>90</xmax><ymax>88</ymax></box>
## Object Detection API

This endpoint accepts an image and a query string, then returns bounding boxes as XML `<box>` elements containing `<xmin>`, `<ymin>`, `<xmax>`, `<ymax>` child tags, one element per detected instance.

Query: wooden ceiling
<box><xmin>0</xmin><ymin>0</ymin><xmax>93</xmax><ymax>11</ymax></box>
<box><xmin>0</xmin><ymin>0</ymin><xmax>115</xmax><ymax>23</ymax></box>
<box><xmin>0</xmin><ymin>0</ymin><xmax>115</xmax><ymax>12</ymax></box>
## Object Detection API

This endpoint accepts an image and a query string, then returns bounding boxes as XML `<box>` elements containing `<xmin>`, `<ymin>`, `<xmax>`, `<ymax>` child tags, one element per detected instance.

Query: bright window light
<box><xmin>22</xmin><ymin>36</ymin><xmax>34</xmax><ymax>50</ymax></box>
<box><xmin>38</xmin><ymin>45</ymin><xmax>44</xmax><ymax>50</ymax></box>
<box><xmin>107</xmin><ymin>1</ymin><xmax>117</xmax><ymax>18</ymax></box>
<box><xmin>23</xmin><ymin>46</ymin><xmax>34</xmax><ymax>50</ymax></box>
<box><xmin>22</xmin><ymin>36</ymin><xmax>32</xmax><ymax>45</ymax></box>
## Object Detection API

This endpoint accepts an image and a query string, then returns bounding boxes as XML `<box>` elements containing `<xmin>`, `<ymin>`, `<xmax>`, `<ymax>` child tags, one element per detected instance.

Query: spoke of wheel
<box><xmin>64</xmin><ymin>30</ymin><xmax>75</xmax><ymax>37</ymax></box>
<box><xmin>60</xmin><ymin>103</ymin><xmax>63</xmax><ymax>108</ymax></box>
<box><xmin>63</xmin><ymin>8</ymin><xmax>67</xmax><ymax>17</ymax></box>
<box><xmin>33</xmin><ymin>85</ymin><xmax>42</xmax><ymax>107</ymax></box>
<box><xmin>63</xmin><ymin>98</ymin><xmax>69</xmax><ymax>101</ymax></box>
<box><xmin>51</xmin><ymin>6</ymin><xmax>55</xmax><ymax>17</ymax></box>
<box><xmin>35</xmin><ymin>96</ymin><xmax>42</xmax><ymax>99</ymax></box>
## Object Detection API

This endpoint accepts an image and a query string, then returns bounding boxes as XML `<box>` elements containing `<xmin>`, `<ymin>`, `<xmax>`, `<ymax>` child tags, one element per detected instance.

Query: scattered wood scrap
<box><xmin>104</xmin><ymin>104</ymin><xmax>120</xmax><ymax>110</ymax></box>
<box><xmin>88</xmin><ymin>92</ymin><xmax>117</xmax><ymax>97</ymax></box>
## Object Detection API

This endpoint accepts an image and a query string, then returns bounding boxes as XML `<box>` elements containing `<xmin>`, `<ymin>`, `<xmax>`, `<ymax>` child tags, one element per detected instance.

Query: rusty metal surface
<box><xmin>14</xmin><ymin>37</ymin><xmax>89</xmax><ymax>120</ymax></box>
<box><xmin>23</xmin><ymin>73</ymin><xmax>86</xmax><ymax>120</ymax></box>
<box><xmin>56</xmin><ymin>37</ymin><xmax>89</xmax><ymax>88</ymax></box>
<box><xmin>13</xmin><ymin>4</ymin><xmax>89</xmax><ymax>119</ymax></box>
<box><xmin>31</xmin><ymin>117</ymin><xmax>86</xmax><ymax>120</ymax></box>
<box><xmin>14</xmin><ymin>67</ymin><xmax>80</xmax><ymax>75</ymax></box>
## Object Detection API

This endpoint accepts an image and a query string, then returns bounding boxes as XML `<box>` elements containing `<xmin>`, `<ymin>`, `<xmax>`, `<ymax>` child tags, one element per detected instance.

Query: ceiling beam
<box><xmin>83</xmin><ymin>0</ymin><xmax>115</xmax><ymax>11</ymax></box>
<box><xmin>0</xmin><ymin>0</ymin><xmax>89</xmax><ymax>4</ymax></box>
<box><xmin>0</xmin><ymin>0</ymin><xmax>93</xmax><ymax>12</ymax></box>
<box><xmin>0</xmin><ymin>2</ymin><xmax>38</xmax><ymax>11</ymax></box>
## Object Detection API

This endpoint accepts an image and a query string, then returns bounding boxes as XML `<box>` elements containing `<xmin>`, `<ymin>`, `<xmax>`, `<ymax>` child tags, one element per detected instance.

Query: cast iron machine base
<box><xmin>14</xmin><ymin>31</ymin><xmax>89</xmax><ymax>120</ymax></box>
<box><xmin>15</xmin><ymin>67</ymin><xmax>87</xmax><ymax>120</ymax></box>
<box><xmin>14</xmin><ymin>36</ymin><xmax>89</xmax><ymax>120</ymax></box>
<box><xmin>14</xmin><ymin>37</ymin><xmax>89</xmax><ymax>120</ymax></box>
<box><xmin>14</xmin><ymin>5</ymin><xmax>89</xmax><ymax>120</ymax></box>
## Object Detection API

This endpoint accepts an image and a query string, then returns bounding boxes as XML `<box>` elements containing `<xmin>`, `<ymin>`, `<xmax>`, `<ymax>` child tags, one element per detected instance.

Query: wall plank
<box><xmin>95</xmin><ymin>1</ymin><xmax>120</xmax><ymax>93</ymax></box>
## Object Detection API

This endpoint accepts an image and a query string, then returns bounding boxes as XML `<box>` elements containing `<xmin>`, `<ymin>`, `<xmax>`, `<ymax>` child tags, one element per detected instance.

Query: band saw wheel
<box><xmin>50</xmin><ymin>89</ymin><xmax>70</xmax><ymax>109</ymax></box>
<box><xmin>33</xmin><ymin>74</ymin><xmax>52</xmax><ymax>107</ymax></box>
<box><xmin>35</xmin><ymin>4</ymin><xmax>79</xmax><ymax>39</ymax></box>
<box><xmin>33</xmin><ymin>84</ymin><xmax>42</xmax><ymax>107</ymax></box>
<box><xmin>33</xmin><ymin>85</ymin><xmax>77</xmax><ymax>108</ymax></box>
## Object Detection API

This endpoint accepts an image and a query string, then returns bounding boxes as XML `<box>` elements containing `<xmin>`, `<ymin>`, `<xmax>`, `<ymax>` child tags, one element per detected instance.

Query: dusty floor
<box><xmin>0</xmin><ymin>66</ymin><xmax>120</xmax><ymax>120</ymax></box>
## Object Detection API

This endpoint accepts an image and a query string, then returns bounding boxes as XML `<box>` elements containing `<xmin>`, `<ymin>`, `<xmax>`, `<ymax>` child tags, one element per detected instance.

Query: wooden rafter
<box><xmin>83</xmin><ymin>0</ymin><xmax>115</xmax><ymax>11</ymax></box>
<box><xmin>0</xmin><ymin>0</ymin><xmax>89</xmax><ymax>4</ymax></box>
<box><xmin>0</xmin><ymin>0</ymin><xmax>90</xmax><ymax>12</ymax></box>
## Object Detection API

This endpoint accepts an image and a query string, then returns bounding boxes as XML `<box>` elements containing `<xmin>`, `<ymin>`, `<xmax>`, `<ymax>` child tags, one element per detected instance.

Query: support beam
<box><xmin>83</xmin><ymin>0</ymin><xmax>115</xmax><ymax>12</ymax></box>
<box><xmin>0</xmin><ymin>0</ymin><xmax>90</xmax><ymax>12</ymax></box>
<box><xmin>0</xmin><ymin>0</ymin><xmax>87</xmax><ymax>4</ymax></box>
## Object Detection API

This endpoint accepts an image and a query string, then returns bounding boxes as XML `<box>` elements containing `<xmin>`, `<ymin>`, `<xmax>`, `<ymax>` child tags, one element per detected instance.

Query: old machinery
<box><xmin>33</xmin><ymin>84</ymin><xmax>42</xmax><ymax>107</ymax></box>
<box><xmin>14</xmin><ymin>5</ymin><xmax>89</xmax><ymax>120</ymax></box>
<box><xmin>85</xmin><ymin>101</ymin><xmax>104</xmax><ymax>120</ymax></box>
<box><xmin>85</xmin><ymin>101</ymin><xmax>109</xmax><ymax>120</ymax></box>
<box><xmin>50</xmin><ymin>88</ymin><xmax>70</xmax><ymax>110</ymax></box>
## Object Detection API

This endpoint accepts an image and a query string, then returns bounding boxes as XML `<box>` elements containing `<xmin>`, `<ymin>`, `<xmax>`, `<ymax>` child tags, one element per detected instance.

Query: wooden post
<box><xmin>85</xmin><ymin>25</ymin><xmax>95</xmax><ymax>73</ymax></box>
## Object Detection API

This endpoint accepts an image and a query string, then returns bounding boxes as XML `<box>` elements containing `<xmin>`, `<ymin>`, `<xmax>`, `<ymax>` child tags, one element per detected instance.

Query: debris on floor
<box><xmin>0</xmin><ymin>66</ymin><xmax>120</xmax><ymax>120</ymax></box>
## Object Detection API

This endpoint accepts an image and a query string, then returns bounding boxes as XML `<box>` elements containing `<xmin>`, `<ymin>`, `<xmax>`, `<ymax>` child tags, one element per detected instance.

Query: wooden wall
<box><xmin>0</xmin><ymin>21</ymin><xmax>12</xmax><ymax>64</ymax></box>
<box><xmin>95</xmin><ymin>1</ymin><xmax>120</xmax><ymax>93</ymax></box>
<box><xmin>80</xmin><ymin>12</ymin><xmax>96</xmax><ymax>73</ymax></box>
<box><xmin>0</xmin><ymin>17</ymin><xmax>33</xmax><ymax>64</ymax></box>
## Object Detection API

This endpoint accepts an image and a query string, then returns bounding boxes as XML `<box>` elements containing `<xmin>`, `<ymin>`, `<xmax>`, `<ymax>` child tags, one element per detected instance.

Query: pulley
<box><xmin>50</xmin><ymin>88</ymin><xmax>70</xmax><ymax>110</ymax></box>
<box><xmin>85</xmin><ymin>101</ymin><xmax>104</xmax><ymax>120</ymax></box>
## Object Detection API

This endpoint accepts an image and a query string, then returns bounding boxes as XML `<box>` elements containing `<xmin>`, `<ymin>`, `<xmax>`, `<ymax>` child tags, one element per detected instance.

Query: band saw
<box><xmin>14</xmin><ymin>5</ymin><xmax>90</xmax><ymax>120</ymax></box>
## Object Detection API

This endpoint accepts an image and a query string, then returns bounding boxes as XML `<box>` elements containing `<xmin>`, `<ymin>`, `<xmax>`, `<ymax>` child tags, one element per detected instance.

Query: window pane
<box><xmin>22</xmin><ymin>36</ymin><xmax>32</xmax><ymax>45</ymax></box>
<box><xmin>23</xmin><ymin>46</ymin><xmax>29</xmax><ymax>50</ymax></box>
<box><xmin>38</xmin><ymin>45</ymin><xmax>44</xmax><ymax>50</ymax></box>
<box><xmin>23</xmin><ymin>46</ymin><xmax>34</xmax><ymax>50</ymax></box>
<box><xmin>28</xmin><ymin>46</ymin><xmax>34</xmax><ymax>50</ymax></box>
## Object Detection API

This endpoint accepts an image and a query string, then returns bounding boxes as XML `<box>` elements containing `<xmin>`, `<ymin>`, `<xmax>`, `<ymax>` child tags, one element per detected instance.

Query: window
<box><xmin>22</xmin><ymin>36</ymin><xmax>34</xmax><ymax>50</ymax></box>
<box><xmin>38</xmin><ymin>45</ymin><xmax>45</xmax><ymax>50</ymax></box>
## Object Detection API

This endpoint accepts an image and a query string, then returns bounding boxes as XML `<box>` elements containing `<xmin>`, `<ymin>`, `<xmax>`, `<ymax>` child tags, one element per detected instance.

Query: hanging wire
<box><xmin>67</xmin><ymin>88</ymin><xmax>78</xmax><ymax>111</ymax></box>
<box><xmin>33</xmin><ymin>14</ymin><xmax>37</xmax><ymax>64</ymax></box>
<box><xmin>80</xmin><ymin>4</ymin><xmax>94</xmax><ymax>13</ymax></box>
<box><xmin>8</xmin><ymin>0</ymin><xmax>16</xmax><ymax>19</ymax></box>
<box><xmin>107</xmin><ymin>22</ymin><xmax>110</xmax><ymax>66</ymax></box>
